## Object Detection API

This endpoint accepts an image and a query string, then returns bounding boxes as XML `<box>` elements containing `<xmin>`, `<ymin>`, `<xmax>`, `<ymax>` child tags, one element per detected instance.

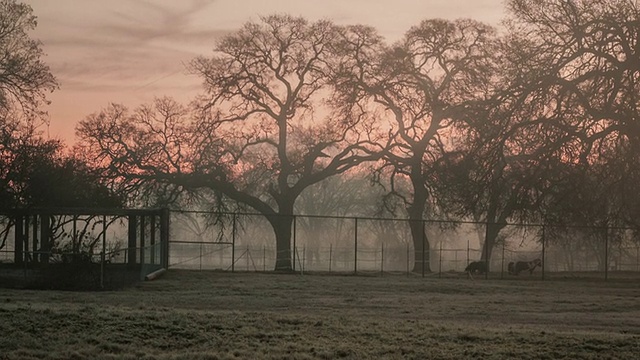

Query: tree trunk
<box><xmin>268</xmin><ymin>214</ymin><xmax>294</xmax><ymax>272</ymax></box>
<box><xmin>480</xmin><ymin>199</ymin><xmax>502</xmax><ymax>265</ymax></box>
<box><xmin>480</xmin><ymin>222</ymin><xmax>502</xmax><ymax>273</ymax></box>
<box><xmin>410</xmin><ymin>219</ymin><xmax>431</xmax><ymax>273</ymax></box>
<box><xmin>409</xmin><ymin>172</ymin><xmax>431</xmax><ymax>273</ymax></box>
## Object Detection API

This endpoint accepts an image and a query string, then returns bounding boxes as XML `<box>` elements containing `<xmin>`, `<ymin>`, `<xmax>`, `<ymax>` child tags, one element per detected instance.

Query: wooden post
<box><xmin>40</xmin><ymin>214</ymin><xmax>50</xmax><ymax>264</ymax></box>
<box><xmin>150</xmin><ymin>215</ymin><xmax>156</xmax><ymax>264</ymax></box>
<box><xmin>14</xmin><ymin>215</ymin><xmax>23</xmax><ymax>265</ymax></box>
<box><xmin>139</xmin><ymin>216</ymin><xmax>146</xmax><ymax>266</ymax></box>
<box><xmin>101</xmin><ymin>215</ymin><xmax>106</xmax><ymax>289</ymax></box>
<box><xmin>22</xmin><ymin>215</ymin><xmax>30</xmax><ymax>263</ymax></box>
<box><xmin>160</xmin><ymin>208</ymin><xmax>170</xmax><ymax>269</ymax></box>
<box><xmin>127</xmin><ymin>215</ymin><xmax>137</xmax><ymax>267</ymax></box>
<box><xmin>31</xmin><ymin>215</ymin><xmax>37</xmax><ymax>263</ymax></box>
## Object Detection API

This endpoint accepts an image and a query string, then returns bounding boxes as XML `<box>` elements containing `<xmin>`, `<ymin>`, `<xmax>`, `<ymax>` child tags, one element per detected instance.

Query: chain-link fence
<box><xmin>168</xmin><ymin>211</ymin><xmax>640</xmax><ymax>280</ymax></box>
<box><xmin>3</xmin><ymin>209</ymin><xmax>637</xmax><ymax>286</ymax></box>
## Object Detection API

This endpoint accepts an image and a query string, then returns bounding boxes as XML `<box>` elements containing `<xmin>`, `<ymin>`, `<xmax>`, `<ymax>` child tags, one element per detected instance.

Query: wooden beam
<box><xmin>14</xmin><ymin>216</ymin><xmax>23</xmax><ymax>265</ymax></box>
<box><xmin>128</xmin><ymin>215</ymin><xmax>137</xmax><ymax>267</ymax></box>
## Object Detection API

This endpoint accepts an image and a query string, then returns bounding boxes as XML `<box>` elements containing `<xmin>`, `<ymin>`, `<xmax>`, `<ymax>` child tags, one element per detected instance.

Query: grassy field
<box><xmin>1</xmin><ymin>270</ymin><xmax>640</xmax><ymax>359</ymax></box>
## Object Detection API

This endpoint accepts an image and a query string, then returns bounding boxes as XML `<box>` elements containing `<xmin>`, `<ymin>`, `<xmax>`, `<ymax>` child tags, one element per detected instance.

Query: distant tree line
<box><xmin>2</xmin><ymin>0</ymin><xmax>639</xmax><ymax>272</ymax></box>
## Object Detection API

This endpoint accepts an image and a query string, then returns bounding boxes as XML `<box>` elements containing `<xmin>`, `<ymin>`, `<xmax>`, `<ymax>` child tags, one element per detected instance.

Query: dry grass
<box><xmin>1</xmin><ymin>270</ymin><xmax>640</xmax><ymax>359</ymax></box>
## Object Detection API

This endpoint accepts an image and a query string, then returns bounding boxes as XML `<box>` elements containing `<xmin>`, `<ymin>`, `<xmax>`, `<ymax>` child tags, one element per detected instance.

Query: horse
<box><xmin>465</xmin><ymin>261</ymin><xmax>487</xmax><ymax>275</ymax></box>
<box><xmin>508</xmin><ymin>258</ymin><xmax>542</xmax><ymax>275</ymax></box>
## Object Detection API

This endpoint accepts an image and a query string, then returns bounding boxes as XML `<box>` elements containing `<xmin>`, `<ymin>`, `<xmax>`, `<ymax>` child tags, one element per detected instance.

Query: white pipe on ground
<box><xmin>144</xmin><ymin>268</ymin><xmax>167</xmax><ymax>281</ymax></box>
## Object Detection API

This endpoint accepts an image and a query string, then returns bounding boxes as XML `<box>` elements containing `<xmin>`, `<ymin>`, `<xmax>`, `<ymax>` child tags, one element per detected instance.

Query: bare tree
<box><xmin>496</xmin><ymin>0</ymin><xmax>640</xmax><ymax>238</ymax></box>
<box><xmin>0</xmin><ymin>0</ymin><xmax>57</xmax><ymax>118</ymax></box>
<box><xmin>336</xmin><ymin>20</ymin><xmax>499</xmax><ymax>272</ymax></box>
<box><xmin>77</xmin><ymin>15</ymin><xmax>385</xmax><ymax>271</ymax></box>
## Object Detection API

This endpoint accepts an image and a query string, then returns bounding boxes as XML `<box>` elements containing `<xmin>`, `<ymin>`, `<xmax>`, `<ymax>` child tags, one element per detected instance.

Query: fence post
<box><xmin>422</xmin><ymin>220</ymin><xmax>426</xmax><ymax>278</ymax></box>
<box><xmin>101</xmin><ymin>215</ymin><xmax>106</xmax><ymax>289</ymax></box>
<box><xmin>604</xmin><ymin>225</ymin><xmax>609</xmax><ymax>281</ymax></box>
<box><xmin>246</xmin><ymin>245</ymin><xmax>250</xmax><ymax>271</ymax></box>
<box><xmin>485</xmin><ymin>222</ymin><xmax>490</xmax><ymax>280</ymax></box>
<box><xmin>354</xmin><ymin>218</ymin><xmax>358</xmax><ymax>275</ymax></box>
<box><xmin>302</xmin><ymin>246</ymin><xmax>306</xmax><ymax>274</ymax></box>
<box><xmin>232</xmin><ymin>215</ymin><xmax>236</xmax><ymax>273</ymax></box>
<box><xmin>467</xmin><ymin>239</ymin><xmax>470</xmax><ymax>268</ymax></box>
<box><xmin>150</xmin><ymin>216</ymin><xmax>156</xmax><ymax>265</ymax></box>
<box><xmin>199</xmin><ymin>242</ymin><xmax>203</xmax><ymax>271</ymax></box>
<box><xmin>329</xmin><ymin>244</ymin><xmax>333</xmax><ymax>273</ymax></box>
<box><xmin>161</xmin><ymin>209</ymin><xmax>170</xmax><ymax>269</ymax></box>
<box><xmin>293</xmin><ymin>215</ymin><xmax>297</xmax><ymax>272</ymax></box>
<box><xmin>128</xmin><ymin>215</ymin><xmax>137</xmax><ymax>267</ymax></box>
<box><xmin>140</xmin><ymin>216</ymin><xmax>146</xmax><ymax>266</ymax></box>
<box><xmin>542</xmin><ymin>225</ymin><xmax>546</xmax><ymax>281</ymax></box>
<box><xmin>14</xmin><ymin>215</ymin><xmax>23</xmax><ymax>265</ymax></box>
<box><xmin>406</xmin><ymin>242</ymin><xmax>410</xmax><ymax>276</ymax></box>
<box><xmin>501</xmin><ymin>241</ymin><xmax>505</xmax><ymax>279</ymax></box>
<box><xmin>72</xmin><ymin>215</ymin><xmax>77</xmax><ymax>256</ymax></box>
<box><xmin>263</xmin><ymin>245</ymin><xmax>266</xmax><ymax>272</ymax></box>
<box><xmin>24</xmin><ymin>216</ymin><xmax>29</xmax><ymax>263</ymax></box>
<box><xmin>381</xmin><ymin>243</ymin><xmax>384</xmax><ymax>276</ymax></box>
<box><xmin>438</xmin><ymin>241</ymin><xmax>442</xmax><ymax>278</ymax></box>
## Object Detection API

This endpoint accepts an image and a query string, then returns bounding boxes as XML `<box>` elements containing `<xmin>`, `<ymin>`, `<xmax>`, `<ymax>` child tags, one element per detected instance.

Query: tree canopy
<box><xmin>73</xmin><ymin>1</ymin><xmax>640</xmax><ymax>271</ymax></box>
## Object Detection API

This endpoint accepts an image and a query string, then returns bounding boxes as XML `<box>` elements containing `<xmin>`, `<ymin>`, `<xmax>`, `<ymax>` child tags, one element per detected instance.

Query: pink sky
<box><xmin>24</xmin><ymin>0</ymin><xmax>505</xmax><ymax>145</ymax></box>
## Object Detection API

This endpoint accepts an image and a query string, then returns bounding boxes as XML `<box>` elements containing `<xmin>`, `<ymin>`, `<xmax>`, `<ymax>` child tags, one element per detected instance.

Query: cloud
<box><xmin>25</xmin><ymin>0</ymin><xmax>505</xmax><ymax>144</ymax></box>
<box><xmin>30</xmin><ymin>0</ymin><xmax>230</xmax><ymax>95</ymax></box>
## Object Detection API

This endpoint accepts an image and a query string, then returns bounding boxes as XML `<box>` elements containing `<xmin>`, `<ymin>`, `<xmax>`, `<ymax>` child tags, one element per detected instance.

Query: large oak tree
<box><xmin>77</xmin><ymin>15</ymin><xmax>385</xmax><ymax>271</ymax></box>
<box><xmin>336</xmin><ymin>20</ymin><xmax>499</xmax><ymax>272</ymax></box>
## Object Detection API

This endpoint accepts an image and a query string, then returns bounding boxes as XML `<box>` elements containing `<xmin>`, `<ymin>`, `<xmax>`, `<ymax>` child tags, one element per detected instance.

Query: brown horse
<box><xmin>508</xmin><ymin>258</ymin><xmax>542</xmax><ymax>275</ymax></box>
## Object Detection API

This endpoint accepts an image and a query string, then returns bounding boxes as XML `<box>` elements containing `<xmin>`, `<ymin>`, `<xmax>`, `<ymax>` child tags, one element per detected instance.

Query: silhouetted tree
<box><xmin>432</xmin><ymin>0</ymin><xmax>640</xmax><ymax>264</ymax></box>
<box><xmin>77</xmin><ymin>16</ymin><xmax>386</xmax><ymax>271</ymax></box>
<box><xmin>0</xmin><ymin>0</ymin><xmax>57</xmax><ymax>118</ymax></box>
<box><xmin>0</xmin><ymin>129</ymin><xmax>124</xmax><ymax>251</ymax></box>
<box><xmin>494</xmin><ymin>0</ymin><xmax>640</xmax><ymax>245</ymax></box>
<box><xmin>335</xmin><ymin>20</ymin><xmax>499</xmax><ymax>272</ymax></box>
